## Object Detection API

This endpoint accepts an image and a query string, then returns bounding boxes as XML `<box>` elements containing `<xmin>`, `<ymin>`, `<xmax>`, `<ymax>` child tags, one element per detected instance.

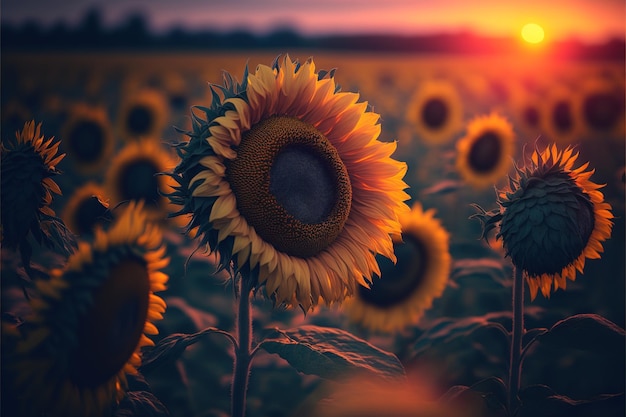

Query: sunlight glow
<box><xmin>521</xmin><ymin>23</ymin><xmax>545</xmax><ymax>44</ymax></box>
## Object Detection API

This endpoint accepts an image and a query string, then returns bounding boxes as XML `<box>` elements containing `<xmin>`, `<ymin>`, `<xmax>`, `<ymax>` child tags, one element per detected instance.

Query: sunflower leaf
<box><xmin>518</xmin><ymin>384</ymin><xmax>624</xmax><ymax>417</ymax></box>
<box><xmin>140</xmin><ymin>327</ymin><xmax>233</xmax><ymax>373</ymax></box>
<box><xmin>410</xmin><ymin>312</ymin><xmax>511</xmax><ymax>358</ymax></box>
<box><xmin>528</xmin><ymin>313</ymin><xmax>625</xmax><ymax>357</ymax></box>
<box><xmin>258</xmin><ymin>325</ymin><xmax>405</xmax><ymax>381</ymax></box>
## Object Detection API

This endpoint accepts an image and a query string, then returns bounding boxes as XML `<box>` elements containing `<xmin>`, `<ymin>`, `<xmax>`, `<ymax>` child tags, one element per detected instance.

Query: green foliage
<box><xmin>527</xmin><ymin>313</ymin><xmax>625</xmax><ymax>358</ymax></box>
<box><xmin>519</xmin><ymin>385</ymin><xmax>624</xmax><ymax>417</ymax></box>
<box><xmin>259</xmin><ymin>325</ymin><xmax>406</xmax><ymax>381</ymax></box>
<box><xmin>411</xmin><ymin>312</ymin><xmax>511</xmax><ymax>358</ymax></box>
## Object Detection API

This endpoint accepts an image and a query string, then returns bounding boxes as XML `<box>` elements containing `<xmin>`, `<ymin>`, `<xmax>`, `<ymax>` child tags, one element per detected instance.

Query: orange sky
<box><xmin>3</xmin><ymin>0</ymin><xmax>625</xmax><ymax>42</ymax></box>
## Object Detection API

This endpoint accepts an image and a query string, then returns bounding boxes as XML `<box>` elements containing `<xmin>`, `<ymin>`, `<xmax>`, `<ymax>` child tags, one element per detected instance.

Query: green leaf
<box><xmin>140</xmin><ymin>328</ymin><xmax>233</xmax><ymax>373</ymax></box>
<box><xmin>410</xmin><ymin>312</ymin><xmax>511</xmax><ymax>357</ymax></box>
<box><xmin>258</xmin><ymin>325</ymin><xmax>405</xmax><ymax>381</ymax></box>
<box><xmin>519</xmin><ymin>384</ymin><xmax>624</xmax><ymax>417</ymax></box>
<box><xmin>530</xmin><ymin>313</ymin><xmax>625</xmax><ymax>356</ymax></box>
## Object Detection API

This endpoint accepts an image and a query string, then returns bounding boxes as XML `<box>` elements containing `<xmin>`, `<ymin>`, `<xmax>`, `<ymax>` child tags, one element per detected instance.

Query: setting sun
<box><xmin>521</xmin><ymin>23</ymin><xmax>545</xmax><ymax>44</ymax></box>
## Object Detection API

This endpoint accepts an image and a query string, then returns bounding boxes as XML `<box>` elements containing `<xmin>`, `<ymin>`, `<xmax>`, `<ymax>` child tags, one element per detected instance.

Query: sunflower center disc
<box><xmin>553</xmin><ymin>101</ymin><xmax>573</xmax><ymax>132</ymax></box>
<box><xmin>118</xmin><ymin>159</ymin><xmax>160</xmax><ymax>205</ymax></box>
<box><xmin>358</xmin><ymin>234</ymin><xmax>428</xmax><ymax>307</ymax></box>
<box><xmin>127</xmin><ymin>105</ymin><xmax>153</xmax><ymax>136</ymax></box>
<box><xmin>70</xmin><ymin>258</ymin><xmax>150</xmax><ymax>388</ymax></box>
<box><xmin>69</xmin><ymin>120</ymin><xmax>105</xmax><ymax>163</ymax></box>
<box><xmin>422</xmin><ymin>98</ymin><xmax>448</xmax><ymax>129</ymax></box>
<box><xmin>583</xmin><ymin>92</ymin><xmax>621</xmax><ymax>131</ymax></box>
<box><xmin>227</xmin><ymin>116</ymin><xmax>352</xmax><ymax>258</ymax></box>
<box><xmin>468</xmin><ymin>131</ymin><xmax>502</xmax><ymax>173</ymax></box>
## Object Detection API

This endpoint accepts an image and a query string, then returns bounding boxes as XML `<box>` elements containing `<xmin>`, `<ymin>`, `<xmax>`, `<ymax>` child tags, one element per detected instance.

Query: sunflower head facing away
<box><xmin>10</xmin><ymin>201</ymin><xmax>168</xmax><ymax>417</ymax></box>
<box><xmin>1</xmin><ymin>120</ymin><xmax>76</xmax><ymax>257</ymax></box>
<box><xmin>343</xmin><ymin>202</ymin><xmax>451</xmax><ymax>332</ymax></box>
<box><xmin>473</xmin><ymin>144</ymin><xmax>613</xmax><ymax>300</ymax></box>
<box><xmin>456</xmin><ymin>113</ymin><xmax>515</xmax><ymax>189</ymax></box>
<box><xmin>166</xmin><ymin>55</ymin><xmax>410</xmax><ymax>311</ymax></box>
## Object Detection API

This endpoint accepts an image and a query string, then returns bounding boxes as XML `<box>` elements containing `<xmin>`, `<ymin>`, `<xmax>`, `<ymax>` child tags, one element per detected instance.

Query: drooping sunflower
<box><xmin>473</xmin><ymin>144</ymin><xmax>613</xmax><ymax>300</ymax></box>
<box><xmin>61</xmin><ymin>103</ymin><xmax>115</xmax><ymax>176</ymax></box>
<box><xmin>166</xmin><ymin>55</ymin><xmax>410</xmax><ymax>311</ymax></box>
<box><xmin>61</xmin><ymin>182</ymin><xmax>112</xmax><ymax>237</ymax></box>
<box><xmin>11</xmin><ymin>201</ymin><xmax>168</xmax><ymax>417</ymax></box>
<box><xmin>455</xmin><ymin>112</ymin><xmax>516</xmax><ymax>189</ymax></box>
<box><xmin>343</xmin><ymin>203</ymin><xmax>450</xmax><ymax>332</ymax></box>
<box><xmin>105</xmin><ymin>138</ymin><xmax>178</xmax><ymax>222</ymax></box>
<box><xmin>405</xmin><ymin>79</ymin><xmax>464</xmax><ymax>146</ymax></box>
<box><xmin>116</xmin><ymin>87</ymin><xmax>169</xmax><ymax>142</ymax></box>
<box><xmin>1</xmin><ymin>120</ymin><xmax>76</xmax><ymax>258</ymax></box>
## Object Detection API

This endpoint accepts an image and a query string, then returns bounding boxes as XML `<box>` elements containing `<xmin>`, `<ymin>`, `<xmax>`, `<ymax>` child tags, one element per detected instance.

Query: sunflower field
<box><xmin>1</xmin><ymin>50</ymin><xmax>624</xmax><ymax>417</ymax></box>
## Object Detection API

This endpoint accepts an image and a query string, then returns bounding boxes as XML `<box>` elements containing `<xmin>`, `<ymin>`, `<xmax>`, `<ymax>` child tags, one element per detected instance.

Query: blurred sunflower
<box><xmin>167</xmin><ymin>55</ymin><xmax>410</xmax><ymax>311</ymax></box>
<box><xmin>1</xmin><ymin>120</ymin><xmax>76</xmax><ymax>259</ymax></box>
<box><xmin>61</xmin><ymin>103</ymin><xmax>115</xmax><ymax>176</ymax></box>
<box><xmin>405</xmin><ymin>79</ymin><xmax>464</xmax><ymax>146</ymax></box>
<box><xmin>11</xmin><ymin>201</ymin><xmax>168</xmax><ymax>417</ymax></box>
<box><xmin>540</xmin><ymin>86</ymin><xmax>582</xmax><ymax>145</ymax></box>
<box><xmin>456</xmin><ymin>113</ymin><xmax>515</xmax><ymax>189</ymax></box>
<box><xmin>574</xmin><ymin>77</ymin><xmax>625</xmax><ymax>138</ymax></box>
<box><xmin>343</xmin><ymin>203</ymin><xmax>450</xmax><ymax>332</ymax></box>
<box><xmin>117</xmin><ymin>87</ymin><xmax>169</xmax><ymax>142</ymax></box>
<box><xmin>105</xmin><ymin>139</ymin><xmax>177</xmax><ymax>222</ymax></box>
<box><xmin>61</xmin><ymin>182</ymin><xmax>112</xmax><ymax>237</ymax></box>
<box><xmin>474</xmin><ymin>144</ymin><xmax>613</xmax><ymax>300</ymax></box>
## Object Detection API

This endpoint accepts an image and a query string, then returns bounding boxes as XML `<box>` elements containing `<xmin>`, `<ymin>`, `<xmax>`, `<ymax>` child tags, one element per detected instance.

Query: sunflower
<box><xmin>62</xmin><ymin>182</ymin><xmax>112</xmax><ymax>237</ymax></box>
<box><xmin>540</xmin><ymin>86</ymin><xmax>582</xmax><ymax>145</ymax></box>
<box><xmin>473</xmin><ymin>144</ymin><xmax>613</xmax><ymax>300</ymax></box>
<box><xmin>343</xmin><ymin>203</ymin><xmax>450</xmax><ymax>332</ymax></box>
<box><xmin>1</xmin><ymin>120</ymin><xmax>75</xmax><ymax>258</ymax></box>
<box><xmin>574</xmin><ymin>77</ymin><xmax>625</xmax><ymax>138</ymax></box>
<box><xmin>166</xmin><ymin>55</ymin><xmax>410</xmax><ymax>311</ymax></box>
<box><xmin>10</xmin><ymin>201</ymin><xmax>168</xmax><ymax>417</ymax></box>
<box><xmin>105</xmin><ymin>139</ymin><xmax>178</xmax><ymax>222</ymax></box>
<box><xmin>61</xmin><ymin>103</ymin><xmax>115</xmax><ymax>175</ymax></box>
<box><xmin>405</xmin><ymin>79</ymin><xmax>464</xmax><ymax>146</ymax></box>
<box><xmin>456</xmin><ymin>113</ymin><xmax>516</xmax><ymax>189</ymax></box>
<box><xmin>117</xmin><ymin>87</ymin><xmax>169</xmax><ymax>142</ymax></box>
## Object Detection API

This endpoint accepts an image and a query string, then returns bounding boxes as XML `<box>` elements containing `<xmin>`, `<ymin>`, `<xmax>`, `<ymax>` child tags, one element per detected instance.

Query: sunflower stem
<box><xmin>231</xmin><ymin>274</ymin><xmax>253</xmax><ymax>417</ymax></box>
<box><xmin>507</xmin><ymin>266</ymin><xmax>524</xmax><ymax>414</ymax></box>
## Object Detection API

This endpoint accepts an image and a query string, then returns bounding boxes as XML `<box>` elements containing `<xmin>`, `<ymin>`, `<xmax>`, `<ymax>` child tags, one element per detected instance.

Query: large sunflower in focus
<box><xmin>167</xmin><ymin>55</ymin><xmax>410</xmax><ymax>311</ymax></box>
<box><xmin>456</xmin><ymin>113</ymin><xmax>515</xmax><ymax>189</ymax></box>
<box><xmin>405</xmin><ymin>79</ymin><xmax>464</xmax><ymax>146</ymax></box>
<box><xmin>61</xmin><ymin>103</ymin><xmax>115</xmax><ymax>176</ymax></box>
<box><xmin>343</xmin><ymin>203</ymin><xmax>450</xmax><ymax>332</ymax></box>
<box><xmin>474</xmin><ymin>144</ymin><xmax>613</xmax><ymax>300</ymax></box>
<box><xmin>11</xmin><ymin>201</ymin><xmax>168</xmax><ymax>417</ymax></box>
<box><xmin>1</xmin><ymin>121</ymin><xmax>75</xmax><ymax>258</ymax></box>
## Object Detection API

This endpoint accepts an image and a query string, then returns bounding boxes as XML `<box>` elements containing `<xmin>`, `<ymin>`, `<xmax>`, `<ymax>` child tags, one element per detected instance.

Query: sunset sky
<box><xmin>2</xmin><ymin>0</ymin><xmax>624</xmax><ymax>43</ymax></box>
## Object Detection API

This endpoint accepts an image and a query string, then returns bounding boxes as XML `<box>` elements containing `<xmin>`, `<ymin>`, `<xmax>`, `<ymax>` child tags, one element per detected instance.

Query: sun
<box><xmin>521</xmin><ymin>23</ymin><xmax>545</xmax><ymax>44</ymax></box>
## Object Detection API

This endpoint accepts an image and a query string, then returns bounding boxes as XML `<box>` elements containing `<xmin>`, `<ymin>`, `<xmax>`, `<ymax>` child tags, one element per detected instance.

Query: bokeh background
<box><xmin>2</xmin><ymin>1</ymin><xmax>624</xmax><ymax>416</ymax></box>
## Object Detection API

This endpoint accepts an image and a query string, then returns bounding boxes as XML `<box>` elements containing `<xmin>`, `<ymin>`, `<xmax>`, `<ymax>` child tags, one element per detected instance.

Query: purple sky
<box><xmin>2</xmin><ymin>0</ymin><xmax>624</xmax><ymax>42</ymax></box>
